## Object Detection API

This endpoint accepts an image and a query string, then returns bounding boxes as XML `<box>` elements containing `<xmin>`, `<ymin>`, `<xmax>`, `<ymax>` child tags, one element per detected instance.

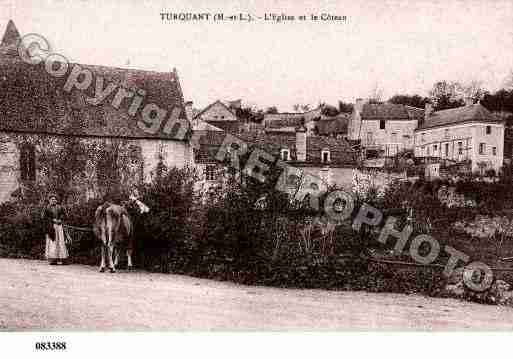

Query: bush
<box><xmin>0</xmin><ymin>201</ymin><xmax>45</xmax><ymax>258</ymax></box>
<box><xmin>5</xmin><ymin>162</ymin><xmax>512</xmax><ymax>301</ymax></box>
<box><xmin>131</xmin><ymin>164</ymin><xmax>199</xmax><ymax>273</ymax></box>
<box><xmin>485</xmin><ymin>169</ymin><xmax>497</xmax><ymax>178</ymax></box>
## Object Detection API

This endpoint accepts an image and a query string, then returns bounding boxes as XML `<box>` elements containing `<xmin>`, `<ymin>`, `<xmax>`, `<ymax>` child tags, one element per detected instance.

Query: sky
<box><xmin>1</xmin><ymin>0</ymin><xmax>512</xmax><ymax>111</ymax></box>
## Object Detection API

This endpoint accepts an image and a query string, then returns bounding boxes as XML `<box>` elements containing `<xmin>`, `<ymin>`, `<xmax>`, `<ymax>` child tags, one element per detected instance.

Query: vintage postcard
<box><xmin>1</xmin><ymin>0</ymin><xmax>513</xmax><ymax>356</ymax></box>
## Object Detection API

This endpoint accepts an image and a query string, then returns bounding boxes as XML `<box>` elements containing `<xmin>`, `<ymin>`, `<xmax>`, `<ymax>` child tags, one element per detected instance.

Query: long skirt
<box><xmin>45</xmin><ymin>224</ymin><xmax>69</xmax><ymax>261</ymax></box>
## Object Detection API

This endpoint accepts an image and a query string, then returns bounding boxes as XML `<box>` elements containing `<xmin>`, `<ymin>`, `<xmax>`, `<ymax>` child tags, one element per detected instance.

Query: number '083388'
<box><xmin>35</xmin><ymin>342</ymin><xmax>67</xmax><ymax>350</ymax></box>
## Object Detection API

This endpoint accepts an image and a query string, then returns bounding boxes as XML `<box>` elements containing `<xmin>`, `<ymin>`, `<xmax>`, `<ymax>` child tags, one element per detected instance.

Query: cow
<box><xmin>93</xmin><ymin>202</ymin><xmax>135</xmax><ymax>273</ymax></box>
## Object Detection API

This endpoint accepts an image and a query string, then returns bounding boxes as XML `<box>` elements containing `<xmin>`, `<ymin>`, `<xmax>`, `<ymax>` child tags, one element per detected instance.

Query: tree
<box><xmin>388</xmin><ymin>94</ymin><xmax>430</xmax><ymax>108</ymax></box>
<box><xmin>480</xmin><ymin>88</ymin><xmax>513</xmax><ymax>125</ymax></box>
<box><xmin>429</xmin><ymin>81</ymin><xmax>464</xmax><ymax>110</ymax></box>
<box><xmin>338</xmin><ymin>101</ymin><xmax>354</xmax><ymax>113</ymax></box>
<box><xmin>293</xmin><ymin>104</ymin><xmax>311</xmax><ymax>113</ymax></box>
<box><xmin>481</xmin><ymin>89</ymin><xmax>512</xmax><ymax>112</ymax></box>
<box><xmin>236</xmin><ymin>106</ymin><xmax>264</xmax><ymax>123</ymax></box>
<box><xmin>457</xmin><ymin>80</ymin><xmax>486</xmax><ymax>104</ymax></box>
<box><xmin>265</xmin><ymin>106</ymin><xmax>279</xmax><ymax>114</ymax></box>
<box><xmin>321</xmin><ymin>104</ymin><xmax>340</xmax><ymax>117</ymax></box>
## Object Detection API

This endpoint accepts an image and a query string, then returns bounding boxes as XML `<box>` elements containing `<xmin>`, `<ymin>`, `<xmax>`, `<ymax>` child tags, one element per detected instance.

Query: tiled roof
<box><xmin>315</xmin><ymin>115</ymin><xmax>349</xmax><ymax>136</ymax></box>
<box><xmin>361</xmin><ymin>103</ymin><xmax>421</xmax><ymax>121</ymax></box>
<box><xmin>265</xmin><ymin>117</ymin><xmax>306</xmax><ymax>129</ymax></box>
<box><xmin>195</xmin><ymin>130</ymin><xmax>356</xmax><ymax>167</ymax></box>
<box><xmin>417</xmin><ymin>104</ymin><xmax>502</xmax><ymax>130</ymax></box>
<box><xmin>0</xmin><ymin>21</ymin><xmax>188</xmax><ymax>140</ymax></box>
<box><xmin>404</xmin><ymin>105</ymin><xmax>425</xmax><ymax>121</ymax></box>
<box><xmin>264</xmin><ymin>107</ymin><xmax>322</xmax><ymax>128</ymax></box>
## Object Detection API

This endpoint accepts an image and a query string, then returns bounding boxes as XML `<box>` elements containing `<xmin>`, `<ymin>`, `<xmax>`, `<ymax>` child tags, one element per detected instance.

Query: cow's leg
<box><xmin>114</xmin><ymin>247</ymin><xmax>119</xmax><ymax>267</ymax></box>
<box><xmin>99</xmin><ymin>245</ymin><xmax>106</xmax><ymax>272</ymax></box>
<box><xmin>107</xmin><ymin>242</ymin><xmax>116</xmax><ymax>273</ymax></box>
<box><xmin>126</xmin><ymin>249</ymin><xmax>133</xmax><ymax>270</ymax></box>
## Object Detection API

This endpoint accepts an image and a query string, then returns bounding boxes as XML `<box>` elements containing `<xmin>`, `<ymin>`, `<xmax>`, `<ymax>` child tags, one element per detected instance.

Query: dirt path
<box><xmin>1</xmin><ymin>258</ymin><xmax>513</xmax><ymax>330</ymax></box>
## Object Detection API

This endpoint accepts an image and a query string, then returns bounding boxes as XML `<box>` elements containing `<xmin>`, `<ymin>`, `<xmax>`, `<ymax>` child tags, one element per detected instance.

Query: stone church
<box><xmin>0</xmin><ymin>20</ymin><xmax>193</xmax><ymax>203</ymax></box>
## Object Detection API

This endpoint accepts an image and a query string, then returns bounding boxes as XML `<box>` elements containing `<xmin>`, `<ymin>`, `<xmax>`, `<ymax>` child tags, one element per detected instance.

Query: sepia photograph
<box><xmin>1</xmin><ymin>0</ymin><xmax>513</xmax><ymax>355</ymax></box>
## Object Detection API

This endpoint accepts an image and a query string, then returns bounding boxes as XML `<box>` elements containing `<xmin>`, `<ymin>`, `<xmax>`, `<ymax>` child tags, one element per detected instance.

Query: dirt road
<box><xmin>1</xmin><ymin>258</ymin><xmax>513</xmax><ymax>330</ymax></box>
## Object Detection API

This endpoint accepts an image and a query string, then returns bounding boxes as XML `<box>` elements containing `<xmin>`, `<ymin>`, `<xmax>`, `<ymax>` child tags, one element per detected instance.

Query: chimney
<box><xmin>354</xmin><ymin>98</ymin><xmax>365</xmax><ymax>114</ymax></box>
<box><xmin>349</xmin><ymin>98</ymin><xmax>366</xmax><ymax>140</ymax></box>
<box><xmin>296</xmin><ymin>125</ymin><xmax>307</xmax><ymax>162</ymax></box>
<box><xmin>424</xmin><ymin>102</ymin><xmax>433</xmax><ymax>123</ymax></box>
<box><xmin>464</xmin><ymin>97</ymin><xmax>474</xmax><ymax>106</ymax></box>
<box><xmin>184</xmin><ymin>101</ymin><xmax>193</xmax><ymax>121</ymax></box>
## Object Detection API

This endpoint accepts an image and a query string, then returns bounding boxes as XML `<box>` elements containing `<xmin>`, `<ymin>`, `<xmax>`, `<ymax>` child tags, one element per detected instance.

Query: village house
<box><xmin>347</xmin><ymin>99</ymin><xmax>424</xmax><ymax>158</ymax></box>
<box><xmin>263</xmin><ymin>106</ymin><xmax>350</xmax><ymax>138</ymax></box>
<box><xmin>0</xmin><ymin>20</ymin><xmax>192</xmax><ymax>203</ymax></box>
<box><xmin>314</xmin><ymin>113</ymin><xmax>350</xmax><ymax>138</ymax></box>
<box><xmin>414</xmin><ymin>99</ymin><xmax>505</xmax><ymax>175</ymax></box>
<box><xmin>193</xmin><ymin>126</ymin><xmax>357</xmax><ymax>193</ymax></box>
<box><xmin>263</xmin><ymin>106</ymin><xmax>323</xmax><ymax>135</ymax></box>
<box><xmin>192</xmin><ymin>99</ymin><xmax>242</xmax><ymax>133</ymax></box>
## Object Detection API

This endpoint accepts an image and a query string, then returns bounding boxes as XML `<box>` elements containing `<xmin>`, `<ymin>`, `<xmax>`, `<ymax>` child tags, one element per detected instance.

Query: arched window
<box><xmin>20</xmin><ymin>144</ymin><xmax>36</xmax><ymax>181</ymax></box>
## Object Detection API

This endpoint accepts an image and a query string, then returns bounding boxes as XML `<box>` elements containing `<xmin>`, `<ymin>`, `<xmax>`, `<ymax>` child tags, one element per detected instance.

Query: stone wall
<box><xmin>0</xmin><ymin>131</ymin><xmax>192</xmax><ymax>204</ymax></box>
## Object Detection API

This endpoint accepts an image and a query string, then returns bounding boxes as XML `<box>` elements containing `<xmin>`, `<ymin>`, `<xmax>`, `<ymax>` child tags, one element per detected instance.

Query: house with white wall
<box><xmin>414</xmin><ymin>99</ymin><xmax>505</xmax><ymax>174</ymax></box>
<box><xmin>193</xmin><ymin>126</ymin><xmax>357</xmax><ymax>193</ymax></box>
<box><xmin>192</xmin><ymin>100</ymin><xmax>243</xmax><ymax>134</ymax></box>
<box><xmin>348</xmin><ymin>99</ymin><xmax>423</xmax><ymax>157</ymax></box>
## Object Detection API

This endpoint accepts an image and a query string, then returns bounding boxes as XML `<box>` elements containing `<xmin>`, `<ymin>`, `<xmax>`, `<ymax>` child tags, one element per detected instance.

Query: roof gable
<box><xmin>194</xmin><ymin>100</ymin><xmax>237</xmax><ymax>120</ymax></box>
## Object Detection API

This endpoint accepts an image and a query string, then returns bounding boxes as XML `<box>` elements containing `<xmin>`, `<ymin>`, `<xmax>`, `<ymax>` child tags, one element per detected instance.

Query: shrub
<box><xmin>131</xmin><ymin>164</ymin><xmax>199</xmax><ymax>272</ymax></box>
<box><xmin>485</xmin><ymin>169</ymin><xmax>497</xmax><ymax>178</ymax></box>
<box><xmin>0</xmin><ymin>201</ymin><xmax>45</xmax><ymax>258</ymax></box>
<box><xmin>4</xmin><ymin>161</ymin><xmax>512</xmax><ymax>301</ymax></box>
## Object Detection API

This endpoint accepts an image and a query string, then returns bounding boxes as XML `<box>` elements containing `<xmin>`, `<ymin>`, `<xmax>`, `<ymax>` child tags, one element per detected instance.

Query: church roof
<box><xmin>0</xmin><ymin>20</ymin><xmax>189</xmax><ymax>140</ymax></box>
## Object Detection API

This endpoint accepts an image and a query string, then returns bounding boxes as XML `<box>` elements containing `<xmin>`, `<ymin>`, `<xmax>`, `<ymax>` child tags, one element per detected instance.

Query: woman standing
<box><xmin>42</xmin><ymin>194</ymin><xmax>69</xmax><ymax>265</ymax></box>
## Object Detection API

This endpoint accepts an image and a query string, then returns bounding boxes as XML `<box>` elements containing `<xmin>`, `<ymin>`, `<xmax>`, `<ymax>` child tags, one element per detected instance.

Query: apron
<box><xmin>45</xmin><ymin>222</ymin><xmax>69</xmax><ymax>260</ymax></box>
